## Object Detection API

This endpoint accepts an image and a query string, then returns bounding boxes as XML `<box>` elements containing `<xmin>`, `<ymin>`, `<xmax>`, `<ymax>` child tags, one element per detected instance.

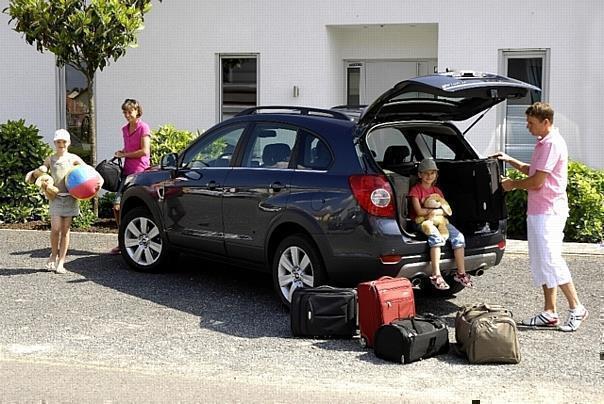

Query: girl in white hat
<box><xmin>41</xmin><ymin>129</ymin><xmax>86</xmax><ymax>274</ymax></box>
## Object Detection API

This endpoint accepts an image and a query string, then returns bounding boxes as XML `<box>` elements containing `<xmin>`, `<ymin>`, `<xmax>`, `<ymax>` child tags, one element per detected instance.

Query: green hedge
<box><xmin>0</xmin><ymin>120</ymin><xmax>52</xmax><ymax>223</ymax></box>
<box><xmin>505</xmin><ymin>161</ymin><xmax>604</xmax><ymax>243</ymax></box>
<box><xmin>151</xmin><ymin>124</ymin><xmax>201</xmax><ymax>166</ymax></box>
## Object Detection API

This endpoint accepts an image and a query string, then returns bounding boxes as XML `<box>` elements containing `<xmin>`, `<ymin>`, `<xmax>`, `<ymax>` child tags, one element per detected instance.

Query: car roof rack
<box><xmin>330</xmin><ymin>105</ymin><xmax>367</xmax><ymax>122</ymax></box>
<box><xmin>235</xmin><ymin>106</ymin><xmax>352</xmax><ymax>121</ymax></box>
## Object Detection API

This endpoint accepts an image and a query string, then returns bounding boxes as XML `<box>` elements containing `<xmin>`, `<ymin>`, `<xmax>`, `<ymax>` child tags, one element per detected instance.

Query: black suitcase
<box><xmin>374</xmin><ymin>314</ymin><xmax>449</xmax><ymax>364</ymax></box>
<box><xmin>290</xmin><ymin>286</ymin><xmax>357</xmax><ymax>338</ymax></box>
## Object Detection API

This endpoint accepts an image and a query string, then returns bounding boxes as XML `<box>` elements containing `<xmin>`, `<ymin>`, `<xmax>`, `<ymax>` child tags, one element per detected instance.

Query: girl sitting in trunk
<box><xmin>409</xmin><ymin>158</ymin><xmax>474</xmax><ymax>290</ymax></box>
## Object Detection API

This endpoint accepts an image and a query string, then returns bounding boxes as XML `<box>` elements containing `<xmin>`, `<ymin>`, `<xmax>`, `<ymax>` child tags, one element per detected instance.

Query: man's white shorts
<box><xmin>527</xmin><ymin>214</ymin><xmax>572</xmax><ymax>288</ymax></box>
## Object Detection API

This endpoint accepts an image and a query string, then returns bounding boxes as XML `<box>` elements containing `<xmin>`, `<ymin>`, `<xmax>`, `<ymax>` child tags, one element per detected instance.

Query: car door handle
<box><xmin>207</xmin><ymin>180</ymin><xmax>219</xmax><ymax>190</ymax></box>
<box><xmin>270</xmin><ymin>181</ymin><xmax>284</xmax><ymax>192</ymax></box>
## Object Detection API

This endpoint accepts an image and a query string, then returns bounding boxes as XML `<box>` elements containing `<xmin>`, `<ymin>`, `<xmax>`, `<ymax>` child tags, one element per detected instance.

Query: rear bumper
<box><xmin>319</xmin><ymin>219</ymin><xmax>506</xmax><ymax>285</ymax></box>
<box><xmin>325</xmin><ymin>244</ymin><xmax>504</xmax><ymax>285</ymax></box>
<box><xmin>397</xmin><ymin>249</ymin><xmax>502</xmax><ymax>279</ymax></box>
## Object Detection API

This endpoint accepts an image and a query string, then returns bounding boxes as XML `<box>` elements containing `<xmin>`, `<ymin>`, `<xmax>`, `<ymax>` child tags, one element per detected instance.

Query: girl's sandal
<box><xmin>453</xmin><ymin>272</ymin><xmax>474</xmax><ymax>288</ymax></box>
<box><xmin>430</xmin><ymin>275</ymin><xmax>450</xmax><ymax>290</ymax></box>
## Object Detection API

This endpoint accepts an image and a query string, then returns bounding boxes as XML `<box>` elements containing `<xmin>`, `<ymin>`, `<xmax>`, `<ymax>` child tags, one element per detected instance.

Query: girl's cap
<box><xmin>418</xmin><ymin>158</ymin><xmax>438</xmax><ymax>172</ymax></box>
<box><xmin>53</xmin><ymin>129</ymin><xmax>70</xmax><ymax>142</ymax></box>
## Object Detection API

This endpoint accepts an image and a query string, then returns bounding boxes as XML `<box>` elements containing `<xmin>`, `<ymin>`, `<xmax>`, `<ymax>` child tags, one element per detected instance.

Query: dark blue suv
<box><xmin>118</xmin><ymin>71</ymin><xmax>538</xmax><ymax>305</ymax></box>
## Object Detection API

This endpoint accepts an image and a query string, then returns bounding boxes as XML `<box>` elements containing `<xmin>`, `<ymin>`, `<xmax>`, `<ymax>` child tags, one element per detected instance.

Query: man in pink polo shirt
<box><xmin>494</xmin><ymin>102</ymin><xmax>587</xmax><ymax>331</ymax></box>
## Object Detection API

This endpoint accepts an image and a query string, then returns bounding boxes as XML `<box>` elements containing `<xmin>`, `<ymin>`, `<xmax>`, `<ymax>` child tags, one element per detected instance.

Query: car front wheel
<box><xmin>119</xmin><ymin>206</ymin><xmax>170</xmax><ymax>273</ymax></box>
<box><xmin>272</xmin><ymin>234</ymin><xmax>326</xmax><ymax>307</ymax></box>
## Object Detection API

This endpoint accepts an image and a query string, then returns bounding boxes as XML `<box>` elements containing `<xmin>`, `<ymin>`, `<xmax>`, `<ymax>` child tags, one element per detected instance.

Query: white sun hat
<box><xmin>53</xmin><ymin>129</ymin><xmax>71</xmax><ymax>142</ymax></box>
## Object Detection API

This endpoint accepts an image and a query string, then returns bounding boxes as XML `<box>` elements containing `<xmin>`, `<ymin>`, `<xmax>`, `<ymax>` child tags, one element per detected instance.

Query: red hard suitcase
<box><xmin>357</xmin><ymin>276</ymin><xmax>416</xmax><ymax>348</ymax></box>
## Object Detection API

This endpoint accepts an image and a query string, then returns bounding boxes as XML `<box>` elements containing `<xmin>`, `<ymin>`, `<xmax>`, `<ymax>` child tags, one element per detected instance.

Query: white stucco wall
<box><xmin>0</xmin><ymin>1</ymin><xmax>56</xmax><ymax>142</ymax></box>
<box><xmin>1</xmin><ymin>0</ymin><xmax>602</xmax><ymax>168</ymax></box>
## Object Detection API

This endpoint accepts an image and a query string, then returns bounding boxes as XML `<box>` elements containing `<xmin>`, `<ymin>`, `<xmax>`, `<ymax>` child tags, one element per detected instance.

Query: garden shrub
<box><xmin>505</xmin><ymin>161</ymin><xmax>604</xmax><ymax>243</ymax></box>
<box><xmin>35</xmin><ymin>198</ymin><xmax>97</xmax><ymax>230</ymax></box>
<box><xmin>0</xmin><ymin>120</ymin><xmax>52</xmax><ymax>223</ymax></box>
<box><xmin>98</xmin><ymin>191</ymin><xmax>116</xmax><ymax>218</ymax></box>
<box><xmin>151</xmin><ymin>124</ymin><xmax>201</xmax><ymax>166</ymax></box>
<box><xmin>73</xmin><ymin>199</ymin><xmax>97</xmax><ymax>229</ymax></box>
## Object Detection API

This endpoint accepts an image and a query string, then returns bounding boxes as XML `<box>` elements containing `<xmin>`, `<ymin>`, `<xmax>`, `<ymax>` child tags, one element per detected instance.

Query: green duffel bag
<box><xmin>455</xmin><ymin>303</ymin><xmax>521</xmax><ymax>364</ymax></box>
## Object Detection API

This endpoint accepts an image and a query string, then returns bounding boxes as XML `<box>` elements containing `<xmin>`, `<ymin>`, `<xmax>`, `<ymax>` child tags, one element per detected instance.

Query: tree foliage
<box><xmin>4</xmin><ymin>0</ymin><xmax>162</xmax><ymax>167</ymax></box>
<box><xmin>4</xmin><ymin>0</ymin><xmax>159</xmax><ymax>79</ymax></box>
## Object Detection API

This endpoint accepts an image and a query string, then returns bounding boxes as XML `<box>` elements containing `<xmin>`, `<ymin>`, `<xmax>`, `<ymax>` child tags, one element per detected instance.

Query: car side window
<box><xmin>181</xmin><ymin>125</ymin><xmax>245</xmax><ymax>168</ymax></box>
<box><xmin>366</xmin><ymin>127</ymin><xmax>413</xmax><ymax>164</ymax></box>
<box><xmin>241</xmin><ymin>124</ymin><xmax>297</xmax><ymax>169</ymax></box>
<box><xmin>295</xmin><ymin>131</ymin><xmax>332</xmax><ymax>170</ymax></box>
<box><xmin>416</xmin><ymin>133</ymin><xmax>456</xmax><ymax>160</ymax></box>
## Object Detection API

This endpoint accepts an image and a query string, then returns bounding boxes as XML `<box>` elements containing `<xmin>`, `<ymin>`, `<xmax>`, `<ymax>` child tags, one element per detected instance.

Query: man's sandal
<box><xmin>430</xmin><ymin>275</ymin><xmax>450</xmax><ymax>290</ymax></box>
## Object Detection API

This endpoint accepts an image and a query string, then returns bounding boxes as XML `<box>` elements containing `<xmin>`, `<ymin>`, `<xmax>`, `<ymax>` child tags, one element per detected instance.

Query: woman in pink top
<box><xmin>495</xmin><ymin>102</ymin><xmax>587</xmax><ymax>332</ymax></box>
<box><xmin>110</xmin><ymin>99</ymin><xmax>151</xmax><ymax>254</ymax></box>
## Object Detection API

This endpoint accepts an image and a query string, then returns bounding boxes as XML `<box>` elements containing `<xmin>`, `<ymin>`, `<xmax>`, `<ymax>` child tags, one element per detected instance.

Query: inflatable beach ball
<box><xmin>65</xmin><ymin>164</ymin><xmax>104</xmax><ymax>200</ymax></box>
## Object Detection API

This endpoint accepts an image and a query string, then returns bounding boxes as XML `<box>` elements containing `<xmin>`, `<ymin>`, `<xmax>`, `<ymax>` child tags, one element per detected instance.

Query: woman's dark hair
<box><xmin>122</xmin><ymin>98</ymin><xmax>143</xmax><ymax>118</ymax></box>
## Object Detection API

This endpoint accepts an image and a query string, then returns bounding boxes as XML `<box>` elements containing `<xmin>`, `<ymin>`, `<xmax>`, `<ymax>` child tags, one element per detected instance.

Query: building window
<box><xmin>57</xmin><ymin>63</ymin><xmax>92</xmax><ymax>163</ymax></box>
<box><xmin>500</xmin><ymin>50</ymin><xmax>549</xmax><ymax>163</ymax></box>
<box><xmin>346</xmin><ymin>64</ymin><xmax>362</xmax><ymax>105</ymax></box>
<box><xmin>219</xmin><ymin>56</ymin><xmax>258</xmax><ymax>121</ymax></box>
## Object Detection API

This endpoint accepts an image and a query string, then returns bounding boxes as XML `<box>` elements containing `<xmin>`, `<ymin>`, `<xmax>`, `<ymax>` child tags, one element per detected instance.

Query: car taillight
<box><xmin>348</xmin><ymin>175</ymin><xmax>395</xmax><ymax>218</ymax></box>
<box><xmin>497</xmin><ymin>240</ymin><xmax>506</xmax><ymax>250</ymax></box>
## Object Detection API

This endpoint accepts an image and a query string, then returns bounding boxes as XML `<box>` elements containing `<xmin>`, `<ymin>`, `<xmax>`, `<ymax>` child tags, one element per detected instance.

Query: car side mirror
<box><xmin>161</xmin><ymin>153</ymin><xmax>178</xmax><ymax>170</ymax></box>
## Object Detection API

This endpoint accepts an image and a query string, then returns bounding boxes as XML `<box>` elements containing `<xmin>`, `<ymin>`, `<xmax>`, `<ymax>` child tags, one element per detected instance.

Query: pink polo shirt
<box><xmin>122</xmin><ymin>119</ymin><xmax>151</xmax><ymax>176</ymax></box>
<box><xmin>527</xmin><ymin>128</ymin><xmax>569</xmax><ymax>216</ymax></box>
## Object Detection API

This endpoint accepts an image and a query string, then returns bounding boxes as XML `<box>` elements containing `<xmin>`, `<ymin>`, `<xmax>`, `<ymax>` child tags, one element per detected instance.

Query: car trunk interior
<box><xmin>366</xmin><ymin>123</ymin><xmax>507</xmax><ymax>239</ymax></box>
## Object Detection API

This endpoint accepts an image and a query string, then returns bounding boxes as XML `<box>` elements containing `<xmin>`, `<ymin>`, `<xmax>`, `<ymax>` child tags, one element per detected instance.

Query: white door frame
<box><xmin>216</xmin><ymin>53</ymin><xmax>260</xmax><ymax>122</ymax></box>
<box><xmin>497</xmin><ymin>49</ymin><xmax>550</xmax><ymax>151</ymax></box>
<box><xmin>344</xmin><ymin>59</ymin><xmax>437</xmax><ymax>105</ymax></box>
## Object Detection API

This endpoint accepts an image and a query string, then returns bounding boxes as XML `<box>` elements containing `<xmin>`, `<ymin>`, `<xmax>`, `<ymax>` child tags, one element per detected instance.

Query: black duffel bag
<box><xmin>95</xmin><ymin>157</ymin><xmax>122</xmax><ymax>192</ymax></box>
<box><xmin>374</xmin><ymin>313</ymin><xmax>449</xmax><ymax>364</ymax></box>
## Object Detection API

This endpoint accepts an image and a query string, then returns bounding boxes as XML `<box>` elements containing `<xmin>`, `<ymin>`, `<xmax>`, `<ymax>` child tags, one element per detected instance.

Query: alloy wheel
<box><xmin>277</xmin><ymin>245</ymin><xmax>314</xmax><ymax>302</ymax></box>
<box><xmin>123</xmin><ymin>216</ymin><xmax>163</xmax><ymax>267</ymax></box>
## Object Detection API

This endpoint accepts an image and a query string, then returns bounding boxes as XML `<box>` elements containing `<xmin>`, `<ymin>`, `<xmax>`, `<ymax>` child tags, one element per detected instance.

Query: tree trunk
<box><xmin>87</xmin><ymin>74</ymin><xmax>99</xmax><ymax>217</ymax></box>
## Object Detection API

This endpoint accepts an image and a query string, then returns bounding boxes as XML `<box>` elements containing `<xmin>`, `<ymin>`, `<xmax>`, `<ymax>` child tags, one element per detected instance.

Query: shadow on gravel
<box><xmin>0</xmin><ymin>268</ymin><xmax>46</xmax><ymax>276</ymax></box>
<box><xmin>64</xmin><ymin>253</ymin><xmax>290</xmax><ymax>339</ymax></box>
<box><xmin>11</xmin><ymin>247</ymin><xmax>99</xmax><ymax>259</ymax></box>
<box><xmin>11</xmin><ymin>247</ymin><xmax>467</xmax><ymax>345</ymax></box>
<box><xmin>355</xmin><ymin>349</ymin><xmax>472</xmax><ymax>366</ymax></box>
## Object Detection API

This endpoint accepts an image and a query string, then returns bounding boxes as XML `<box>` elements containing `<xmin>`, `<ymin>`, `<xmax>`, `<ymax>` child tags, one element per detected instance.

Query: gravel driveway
<box><xmin>0</xmin><ymin>229</ymin><xmax>601</xmax><ymax>403</ymax></box>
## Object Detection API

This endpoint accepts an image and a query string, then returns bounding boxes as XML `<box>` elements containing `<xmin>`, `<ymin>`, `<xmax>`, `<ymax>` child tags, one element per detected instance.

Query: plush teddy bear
<box><xmin>25</xmin><ymin>165</ymin><xmax>59</xmax><ymax>200</ymax></box>
<box><xmin>415</xmin><ymin>193</ymin><xmax>453</xmax><ymax>239</ymax></box>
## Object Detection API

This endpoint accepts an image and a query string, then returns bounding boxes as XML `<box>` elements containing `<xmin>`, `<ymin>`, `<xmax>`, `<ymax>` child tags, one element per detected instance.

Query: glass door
<box><xmin>57</xmin><ymin>63</ymin><xmax>93</xmax><ymax>163</ymax></box>
<box><xmin>500</xmin><ymin>50</ymin><xmax>549</xmax><ymax>163</ymax></box>
<box><xmin>219</xmin><ymin>55</ymin><xmax>258</xmax><ymax>121</ymax></box>
<box><xmin>346</xmin><ymin>62</ymin><xmax>364</xmax><ymax>106</ymax></box>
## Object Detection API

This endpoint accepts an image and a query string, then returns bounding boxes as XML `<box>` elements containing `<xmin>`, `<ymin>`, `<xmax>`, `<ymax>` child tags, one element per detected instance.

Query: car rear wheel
<box><xmin>272</xmin><ymin>234</ymin><xmax>326</xmax><ymax>307</ymax></box>
<box><xmin>119</xmin><ymin>207</ymin><xmax>171</xmax><ymax>273</ymax></box>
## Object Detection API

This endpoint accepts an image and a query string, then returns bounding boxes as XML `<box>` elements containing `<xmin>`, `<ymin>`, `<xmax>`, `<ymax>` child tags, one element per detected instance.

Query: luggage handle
<box><xmin>481</xmin><ymin>303</ymin><xmax>513</xmax><ymax>318</ymax></box>
<box><xmin>427</xmin><ymin>336</ymin><xmax>436</xmax><ymax>352</ymax></box>
<box><xmin>413</xmin><ymin>313</ymin><xmax>445</xmax><ymax>329</ymax></box>
<box><xmin>109</xmin><ymin>156</ymin><xmax>123</xmax><ymax>167</ymax></box>
<box><xmin>369</xmin><ymin>276</ymin><xmax>393</xmax><ymax>287</ymax></box>
<box><xmin>469</xmin><ymin>303</ymin><xmax>514</xmax><ymax>318</ymax></box>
